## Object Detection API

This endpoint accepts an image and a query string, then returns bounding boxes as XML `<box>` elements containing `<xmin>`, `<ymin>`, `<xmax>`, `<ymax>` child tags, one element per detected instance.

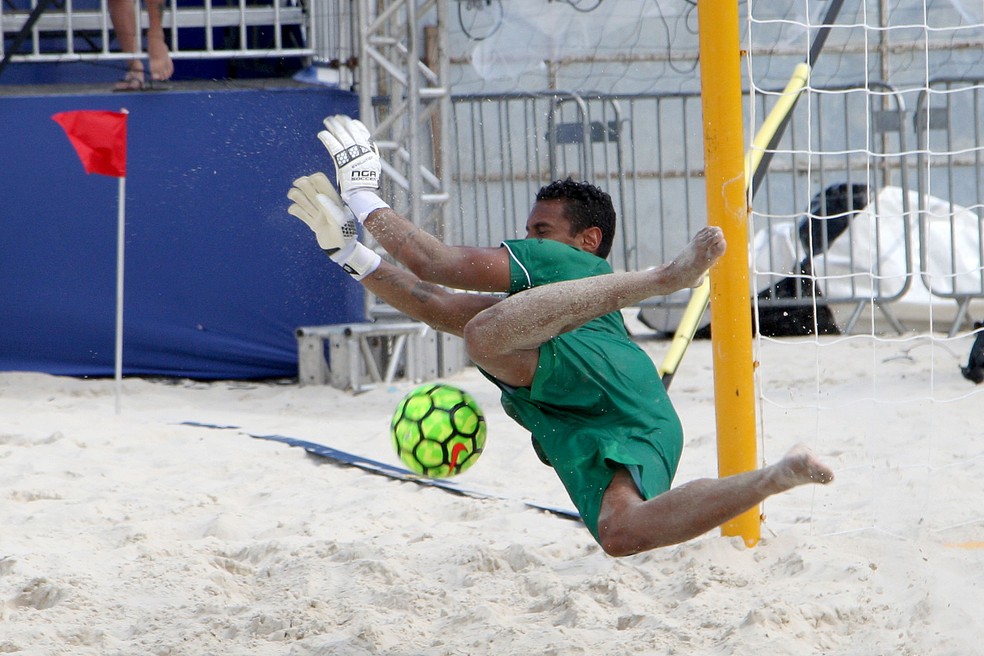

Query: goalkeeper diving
<box><xmin>287</xmin><ymin>115</ymin><xmax>834</xmax><ymax>557</ymax></box>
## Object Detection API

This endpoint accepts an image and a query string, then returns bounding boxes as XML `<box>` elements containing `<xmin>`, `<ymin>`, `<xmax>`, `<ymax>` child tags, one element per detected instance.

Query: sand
<box><xmin>2</xmin><ymin>332</ymin><xmax>982</xmax><ymax>655</ymax></box>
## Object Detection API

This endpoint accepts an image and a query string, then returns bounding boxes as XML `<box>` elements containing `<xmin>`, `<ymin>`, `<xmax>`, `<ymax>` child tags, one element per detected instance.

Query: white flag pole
<box><xmin>114</xmin><ymin>107</ymin><xmax>129</xmax><ymax>415</ymax></box>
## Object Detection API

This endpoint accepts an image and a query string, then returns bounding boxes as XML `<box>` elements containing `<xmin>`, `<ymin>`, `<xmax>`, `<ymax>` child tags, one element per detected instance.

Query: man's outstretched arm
<box><xmin>287</xmin><ymin>173</ymin><xmax>498</xmax><ymax>338</ymax></box>
<box><xmin>360</xmin><ymin>262</ymin><xmax>500</xmax><ymax>337</ymax></box>
<box><xmin>317</xmin><ymin>115</ymin><xmax>511</xmax><ymax>293</ymax></box>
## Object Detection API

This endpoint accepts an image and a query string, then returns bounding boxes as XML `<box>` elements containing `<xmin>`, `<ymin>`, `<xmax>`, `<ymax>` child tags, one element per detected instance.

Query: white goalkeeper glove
<box><xmin>317</xmin><ymin>115</ymin><xmax>391</xmax><ymax>222</ymax></box>
<box><xmin>287</xmin><ymin>172</ymin><xmax>381</xmax><ymax>281</ymax></box>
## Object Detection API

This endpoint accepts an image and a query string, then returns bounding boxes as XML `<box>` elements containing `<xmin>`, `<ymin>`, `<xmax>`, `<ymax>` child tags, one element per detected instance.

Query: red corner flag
<box><xmin>52</xmin><ymin>110</ymin><xmax>128</xmax><ymax>178</ymax></box>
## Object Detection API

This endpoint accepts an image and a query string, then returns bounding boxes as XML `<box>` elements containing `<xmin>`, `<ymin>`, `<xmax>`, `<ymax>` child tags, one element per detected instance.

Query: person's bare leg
<box><xmin>597</xmin><ymin>444</ymin><xmax>834</xmax><ymax>557</ymax></box>
<box><xmin>465</xmin><ymin>226</ymin><xmax>726</xmax><ymax>386</ymax></box>
<box><xmin>145</xmin><ymin>0</ymin><xmax>174</xmax><ymax>82</ymax></box>
<box><xmin>109</xmin><ymin>0</ymin><xmax>144</xmax><ymax>88</ymax></box>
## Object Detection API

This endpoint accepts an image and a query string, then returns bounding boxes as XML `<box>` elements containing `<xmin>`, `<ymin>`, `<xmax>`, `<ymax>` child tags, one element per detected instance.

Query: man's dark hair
<box><xmin>536</xmin><ymin>177</ymin><xmax>617</xmax><ymax>259</ymax></box>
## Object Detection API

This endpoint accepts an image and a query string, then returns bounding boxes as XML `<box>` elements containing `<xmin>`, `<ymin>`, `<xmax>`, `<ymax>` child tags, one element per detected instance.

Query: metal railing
<box><xmin>1</xmin><ymin>0</ymin><xmax>334</xmax><ymax>70</ymax></box>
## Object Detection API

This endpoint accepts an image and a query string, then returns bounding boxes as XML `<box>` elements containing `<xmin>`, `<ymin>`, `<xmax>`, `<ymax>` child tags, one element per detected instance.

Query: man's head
<box><xmin>526</xmin><ymin>178</ymin><xmax>616</xmax><ymax>258</ymax></box>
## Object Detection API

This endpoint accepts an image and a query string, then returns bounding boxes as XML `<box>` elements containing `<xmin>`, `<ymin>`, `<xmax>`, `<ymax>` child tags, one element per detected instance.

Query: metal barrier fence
<box><xmin>448</xmin><ymin>91</ymin><xmax>708</xmax><ymax>275</ymax></box>
<box><xmin>748</xmin><ymin>82</ymin><xmax>914</xmax><ymax>334</ymax></box>
<box><xmin>447</xmin><ymin>83</ymin><xmax>984</xmax><ymax>334</ymax></box>
<box><xmin>915</xmin><ymin>78</ymin><xmax>984</xmax><ymax>333</ymax></box>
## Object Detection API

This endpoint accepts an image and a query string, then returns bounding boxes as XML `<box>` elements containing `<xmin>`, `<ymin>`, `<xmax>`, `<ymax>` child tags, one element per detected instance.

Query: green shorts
<box><xmin>487</xmin><ymin>328</ymin><xmax>684</xmax><ymax>543</ymax></box>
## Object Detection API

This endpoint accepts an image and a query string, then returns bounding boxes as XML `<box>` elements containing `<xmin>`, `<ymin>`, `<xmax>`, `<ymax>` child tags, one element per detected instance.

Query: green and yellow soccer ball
<box><xmin>390</xmin><ymin>383</ymin><xmax>486</xmax><ymax>478</ymax></box>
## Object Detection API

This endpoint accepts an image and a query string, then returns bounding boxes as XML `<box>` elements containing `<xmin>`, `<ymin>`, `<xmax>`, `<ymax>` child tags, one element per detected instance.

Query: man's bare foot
<box><xmin>662</xmin><ymin>226</ymin><xmax>727</xmax><ymax>289</ymax></box>
<box><xmin>769</xmin><ymin>443</ymin><xmax>835</xmax><ymax>492</ymax></box>
<box><xmin>147</xmin><ymin>34</ymin><xmax>174</xmax><ymax>82</ymax></box>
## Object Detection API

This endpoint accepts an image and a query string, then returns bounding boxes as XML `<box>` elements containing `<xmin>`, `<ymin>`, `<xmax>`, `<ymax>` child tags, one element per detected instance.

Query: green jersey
<box><xmin>482</xmin><ymin>238</ymin><xmax>683</xmax><ymax>541</ymax></box>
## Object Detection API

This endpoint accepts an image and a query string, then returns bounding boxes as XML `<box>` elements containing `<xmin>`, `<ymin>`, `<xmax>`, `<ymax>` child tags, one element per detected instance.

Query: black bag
<box><xmin>693</xmin><ymin>182</ymin><xmax>870</xmax><ymax>339</ymax></box>
<box><xmin>960</xmin><ymin>322</ymin><xmax>984</xmax><ymax>384</ymax></box>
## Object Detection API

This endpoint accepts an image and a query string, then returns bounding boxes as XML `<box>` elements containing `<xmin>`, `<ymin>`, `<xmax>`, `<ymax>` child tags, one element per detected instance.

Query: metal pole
<box><xmin>696</xmin><ymin>0</ymin><xmax>759</xmax><ymax>546</ymax></box>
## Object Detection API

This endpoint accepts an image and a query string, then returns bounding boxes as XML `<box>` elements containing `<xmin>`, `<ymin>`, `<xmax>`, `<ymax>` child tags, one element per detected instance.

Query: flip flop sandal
<box><xmin>113</xmin><ymin>71</ymin><xmax>145</xmax><ymax>92</ymax></box>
